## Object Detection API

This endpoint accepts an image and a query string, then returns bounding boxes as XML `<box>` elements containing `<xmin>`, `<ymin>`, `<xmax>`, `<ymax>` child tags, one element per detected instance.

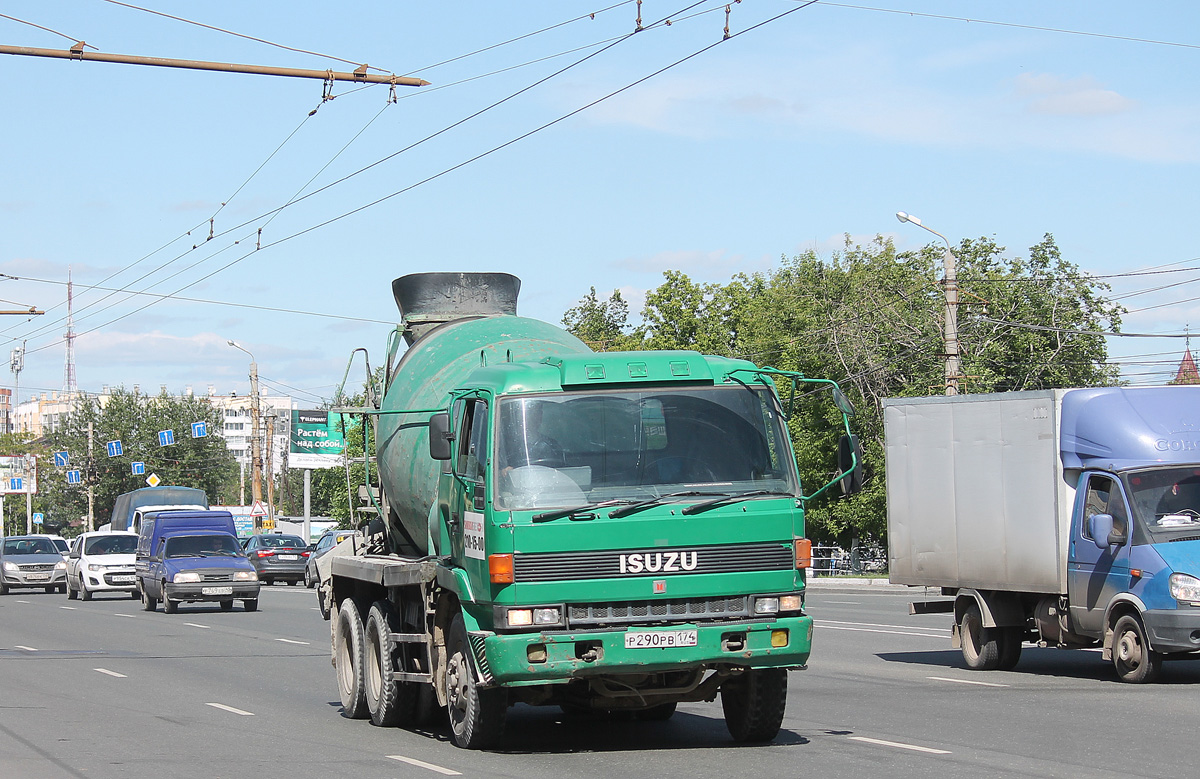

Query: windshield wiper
<box><xmin>608</xmin><ymin>491</ymin><xmax>730</xmax><ymax>519</ymax></box>
<box><xmin>533</xmin><ymin>499</ymin><xmax>636</xmax><ymax>523</ymax></box>
<box><xmin>680</xmin><ymin>490</ymin><xmax>797</xmax><ymax>516</ymax></box>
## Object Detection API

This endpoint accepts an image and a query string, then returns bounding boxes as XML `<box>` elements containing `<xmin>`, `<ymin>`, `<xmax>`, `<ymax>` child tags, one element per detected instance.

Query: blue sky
<box><xmin>2</xmin><ymin>1</ymin><xmax>1198</xmax><ymax>405</ymax></box>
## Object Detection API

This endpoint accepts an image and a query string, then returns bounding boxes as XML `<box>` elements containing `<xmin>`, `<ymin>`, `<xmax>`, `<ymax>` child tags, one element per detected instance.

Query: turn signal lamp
<box><xmin>794</xmin><ymin>538</ymin><xmax>812</xmax><ymax>569</ymax></box>
<box><xmin>489</xmin><ymin>553</ymin><xmax>514</xmax><ymax>584</ymax></box>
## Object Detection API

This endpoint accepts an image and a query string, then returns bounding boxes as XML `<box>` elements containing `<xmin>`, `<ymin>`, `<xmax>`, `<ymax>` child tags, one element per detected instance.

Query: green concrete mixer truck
<box><xmin>322</xmin><ymin>271</ymin><xmax>861</xmax><ymax>749</ymax></box>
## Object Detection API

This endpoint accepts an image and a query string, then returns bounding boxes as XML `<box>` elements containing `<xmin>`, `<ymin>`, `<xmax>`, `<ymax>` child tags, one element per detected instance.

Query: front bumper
<box><xmin>82</xmin><ymin>568</ymin><xmax>137</xmax><ymax>592</ymax></box>
<box><xmin>482</xmin><ymin>614</ymin><xmax>813</xmax><ymax>685</ymax></box>
<box><xmin>2</xmin><ymin>570</ymin><xmax>65</xmax><ymax>589</ymax></box>
<box><xmin>164</xmin><ymin>582</ymin><xmax>261</xmax><ymax>602</ymax></box>
<box><xmin>1143</xmin><ymin>609</ymin><xmax>1200</xmax><ymax>653</ymax></box>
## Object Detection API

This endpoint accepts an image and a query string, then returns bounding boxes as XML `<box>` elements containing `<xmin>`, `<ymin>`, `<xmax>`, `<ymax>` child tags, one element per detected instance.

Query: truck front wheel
<box><xmin>721</xmin><ymin>668</ymin><xmax>787</xmax><ymax>742</ymax></box>
<box><xmin>444</xmin><ymin>613</ymin><xmax>506</xmax><ymax>749</ymax></box>
<box><xmin>335</xmin><ymin>600</ymin><xmax>369</xmax><ymax>718</ymax></box>
<box><xmin>1112</xmin><ymin>614</ymin><xmax>1161</xmax><ymax>684</ymax></box>
<box><xmin>960</xmin><ymin>603</ymin><xmax>1001</xmax><ymax>670</ymax></box>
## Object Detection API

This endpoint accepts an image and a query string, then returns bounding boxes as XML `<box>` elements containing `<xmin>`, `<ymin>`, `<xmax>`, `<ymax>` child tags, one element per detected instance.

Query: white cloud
<box><xmin>1014</xmin><ymin>73</ymin><xmax>1136</xmax><ymax>116</ymax></box>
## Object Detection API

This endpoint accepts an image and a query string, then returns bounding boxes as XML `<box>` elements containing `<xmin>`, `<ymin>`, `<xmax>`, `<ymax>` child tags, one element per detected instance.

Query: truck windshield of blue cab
<box><xmin>1126</xmin><ymin>469</ymin><xmax>1200</xmax><ymax>530</ymax></box>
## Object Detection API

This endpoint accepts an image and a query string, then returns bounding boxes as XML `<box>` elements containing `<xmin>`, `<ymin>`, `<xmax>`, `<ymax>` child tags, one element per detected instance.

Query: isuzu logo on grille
<box><xmin>618</xmin><ymin>550</ymin><xmax>699</xmax><ymax>574</ymax></box>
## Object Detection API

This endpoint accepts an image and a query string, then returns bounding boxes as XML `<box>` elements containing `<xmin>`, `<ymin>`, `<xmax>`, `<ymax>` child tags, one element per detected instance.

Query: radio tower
<box><xmin>64</xmin><ymin>267</ymin><xmax>77</xmax><ymax>394</ymax></box>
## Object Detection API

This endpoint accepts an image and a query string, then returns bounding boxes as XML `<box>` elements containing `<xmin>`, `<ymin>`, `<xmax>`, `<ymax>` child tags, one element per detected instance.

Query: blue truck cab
<box><xmin>134</xmin><ymin>510</ymin><xmax>260</xmax><ymax>613</ymax></box>
<box><xmin>1062</xmin><ymin>387</ymin><xmax>1200</xmax><ymax>680</ymax></box>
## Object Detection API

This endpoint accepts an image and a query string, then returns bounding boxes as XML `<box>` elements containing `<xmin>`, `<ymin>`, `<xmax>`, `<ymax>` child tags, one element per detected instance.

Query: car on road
<box><xmin>243</xmin><ymin>533</ymin><xmax>310</xmax><ymax>585</ymax></box>
<box><xmin>141</xmin><ymin>531</ymin><xmax>261</xmax><ymax>613</ymax></box>
<box><xmin>65</xmin><ymin>531</ymin><xmax>139</xmax><ymax>600</ymax></box>
<box><xmin>303</xmin><ymin>529</ymin><xmax>358</xmax><ymax>588</ymax></box>
<box><xmin>0</xmin><ymin>535</ymin><xmax>67</xmax><ymax>594</ymax></box>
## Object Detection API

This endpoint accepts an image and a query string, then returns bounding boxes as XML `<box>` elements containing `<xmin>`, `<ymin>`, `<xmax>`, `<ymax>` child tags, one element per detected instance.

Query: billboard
<box><xmin>0</xmin><ymin>455</ymin><xmax>36</xmax><ymax>494</ymax></box>
<box><xmin>289</xmin><ymin>410</ymin><xmax>345</xmax><ymax>470</ymax></box>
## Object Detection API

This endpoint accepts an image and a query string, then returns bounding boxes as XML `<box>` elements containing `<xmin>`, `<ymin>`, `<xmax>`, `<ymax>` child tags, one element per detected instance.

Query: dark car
<box><xmin>244</xmin><ymin>533</ymin><xmax>310</xmax><ymax>585</ymax></box>
<box><xmin>0</xmin><ymin>535</ymin><xmax>68</xmax><ymax>594</ymax></box>
<box><xmin>303</xmin><ymin>529</ymin><xmax>358</xmax><ymax>588</ymax></box>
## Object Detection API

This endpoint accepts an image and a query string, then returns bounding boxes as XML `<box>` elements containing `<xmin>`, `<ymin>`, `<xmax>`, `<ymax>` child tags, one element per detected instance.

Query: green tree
<box><xmin>561</xmin><ymin>287</ymin><xmax>641</xmax><ymax>351</ymax></box>
<box><xmin>43</xmin><ymin>388</ymin><xmax>238</xmax><ymax>532</ymax></box>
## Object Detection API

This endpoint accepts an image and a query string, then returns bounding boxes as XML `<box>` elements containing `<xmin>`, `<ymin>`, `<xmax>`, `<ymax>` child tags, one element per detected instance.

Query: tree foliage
<box><xmin>563</xmin><ymin>234</ymin><xmax>1123</xmax><ymax>547</ymax></box>
<box><xmin>42</xmin><ymin>388</ymin><xmax>238</xmax><ymax>532</ymax></box>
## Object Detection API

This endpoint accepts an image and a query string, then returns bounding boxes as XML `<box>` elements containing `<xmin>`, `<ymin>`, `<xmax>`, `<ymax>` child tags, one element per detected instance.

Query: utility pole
<box><xmin>265</xmin><ymin>414</ymin><xmax>276</xmax><ymax>531</ymax></box>
<box><xmin>9</xmin><ymin>343</ymin><xmax>23</xmax><ymax>434</ymax></box>
<box><xmin>896</xmin><ymin>211</ymin><xmax>961</xmax><ymax>395</ymax></box>
<box><xmin>87</xmin><ymin>421</ymin><xmax>95</xmax><ymax>531</ymax></box>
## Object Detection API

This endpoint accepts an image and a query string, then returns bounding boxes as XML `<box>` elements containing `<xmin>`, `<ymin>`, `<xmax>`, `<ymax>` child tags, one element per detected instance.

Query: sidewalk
<box><xmin>805</xmin><ymin>576</ymin><xmax>910</xmax><ymax>591</ymax></box>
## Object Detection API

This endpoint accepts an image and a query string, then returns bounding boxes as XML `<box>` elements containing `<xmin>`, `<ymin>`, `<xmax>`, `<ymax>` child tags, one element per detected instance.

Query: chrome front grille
<box><xmin>513</xmin><ymin>542</ymin><xmax>793</xmax><ymax>583</ymax></box>
<box><xmin>18</xmin><ymin>563</ymin><xmax>55</xmax><ymax>572</ymax></box>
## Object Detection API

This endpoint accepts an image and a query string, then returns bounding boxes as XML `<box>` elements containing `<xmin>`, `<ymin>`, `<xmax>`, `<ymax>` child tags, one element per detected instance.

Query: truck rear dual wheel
<box><xmin>445</xmin><ymin>613</ymin><xmax>507</xmax><ymax>749</ymax></box>
<box><xmin>1112</xmin><ymin>614</ymin><xmax>1161</xmax><ymax>684</ymax></box>
<box><xmin>721</xmin><ymin>668</ymin><xmax>787</xmax><ymax>742</ymax></box>
<box><xmin>365</xmin><ymin>600</ymin><xmax>421</xmax><ymax>727</ymax></box>
<box><xmin>335</xmin><ymin>600</ymin><xmax>369</xmax><ymax>719</ymax></box>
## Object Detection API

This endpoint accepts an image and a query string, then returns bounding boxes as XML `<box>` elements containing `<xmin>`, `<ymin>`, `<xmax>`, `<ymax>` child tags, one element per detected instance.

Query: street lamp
<box><xmin>227</xmin><ymin>340</ymin><xmax>263</xmax><ymax>513</ymax></box>
<box><xmin>896</xmin><ymin>211</ymin><xmax>961</xmax><ymax>395</ymax></box>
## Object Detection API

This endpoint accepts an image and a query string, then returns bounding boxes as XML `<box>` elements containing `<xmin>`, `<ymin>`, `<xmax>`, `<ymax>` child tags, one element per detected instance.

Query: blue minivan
<box><xmin>135</xmin><ymin>510</ymin><xmax>261</xmax><ymax>613</ymax></box>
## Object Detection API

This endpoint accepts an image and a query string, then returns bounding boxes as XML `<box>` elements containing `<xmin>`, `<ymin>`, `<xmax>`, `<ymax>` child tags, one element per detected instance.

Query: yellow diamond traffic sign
<box><xmin>146</xmin><ymin>473</ymin><xmax>161</xmax><ymax>487</ymax></box>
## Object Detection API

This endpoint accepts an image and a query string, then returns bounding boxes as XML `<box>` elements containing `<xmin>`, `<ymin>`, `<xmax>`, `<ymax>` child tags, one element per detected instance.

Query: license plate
<box><xmin>278</xmin><ymin>555</ymin><xmax>298</xmax><ymax>561</ymax></box>
<box><xmin>26</xmin><ymin>573</ymin><xmax>50</xmax><ymax>581</ymax></box>
<box><xmin>624</xmin><ymin>630</ymin><xmax>698</xmax><ymax>649</ymax></box>
<box><xmin>112</xmin><ymin>575</ymin><xmax>135</xmax><ymax>583</ymax></box>
<box><xmin>201</xmin><ymin>586</ymin><xmax>234</xmax><ymax>596</ymax></box>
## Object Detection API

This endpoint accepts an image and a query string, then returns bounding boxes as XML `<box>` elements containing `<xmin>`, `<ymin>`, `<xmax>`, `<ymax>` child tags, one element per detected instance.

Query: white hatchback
<box><xmin>66</xmin><ymin>531</ymin><xmax>140</xmax><ymax>600</ymax></box>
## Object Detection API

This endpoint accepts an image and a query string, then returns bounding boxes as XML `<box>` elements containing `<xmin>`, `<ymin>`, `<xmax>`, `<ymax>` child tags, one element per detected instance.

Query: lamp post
<box><xmin>227</xmin><ymin>340</ymin><xmax>263</xmax><ymax>519</ymax></box>
<box><xmin>896</xmin><ymin>211</ymin><xmax>961</xmax><ymax>396</ymax></box>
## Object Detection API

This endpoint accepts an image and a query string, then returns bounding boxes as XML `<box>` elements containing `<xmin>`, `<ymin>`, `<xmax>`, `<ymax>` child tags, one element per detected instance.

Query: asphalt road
<box><xmin>2</xmin><ymin>582</ymin><xmax>1199</xmax><ymax>779</ymax></box>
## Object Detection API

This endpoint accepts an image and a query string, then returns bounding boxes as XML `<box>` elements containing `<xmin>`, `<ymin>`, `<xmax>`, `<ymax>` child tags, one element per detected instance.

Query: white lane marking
<box><xmin>15</xmin><ymin>600</ymin><xmax>30</xmax><ymax>604</ymax></box>
<box><xmin>849</xmin><ymin>736</ymin><xmax>951</xmax><ymax>754</ymax></box>
<box><xmin>819</xmin><ymin>619</ymin><xmax>945</xmax><ymax>632</ymax></box>
<box><xmin>275</xmin><ymin>638</ymin><xmax>309</xmax><ymax>645</ymax></box>
<box><xmin>206</xmin><ymin>702</ymin><xmax>254</xmax><ymax>716</ymax></box>
<box><xmin>113</xmin><ymin>613</ymin><xmax>136</xmax><ymax>618</ymax></box>
<box><xmin>824</xmin><ymin>600</ymin><xmax>862</xmax><ymax>605</ymax></box>
<box><xmin>387</xmin><ymin>755</ymin><xmax>462</xmax><ymax>775</ymax></box>
<box><xmin>818</xmin><ymin>624</ymin><xmax>946</xmax><ymax>639</ymax></box>
<box><xmin>14</xmin><ymin>645</ymin><xmax>37</xmax><ymax>652</ymax></box>
<box><xmin>60</xmin><ymin>606</ymin><xmax>77</xmax><ymax>610</ymax></box>
<box><xmin>184</xmin><ymin>623</ymin><xmax>210</xmax><ymax>629</ymax></box>
<box><xmin>94</xmin><ymin>668</ymin><xmax>127</xmax><ymax>678</ymax></box>
<box><xmin>928</xmin><ymin>676</ymin><xmax>1009</xmax><ymax>688</ymax></box>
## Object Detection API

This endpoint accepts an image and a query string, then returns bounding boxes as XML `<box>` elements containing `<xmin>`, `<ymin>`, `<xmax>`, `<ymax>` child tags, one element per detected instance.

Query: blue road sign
<box><xmin>53</xmin><ymin>451</ymin><xmax>69</xmax><ymax>467</ymax></box>
<box><xmin>8</xmin><ymin>477</ymin><xmax>21</xmax><ymax>492</ymax></box>
<box><xmin>66</xmin><ymin>470</ymin><xmax>81</xmax><ymax>485</ymax></box>
<box><xmin>32</xmin><ymin>512</ymin><xmax>43</xmax><ymax>525</ymax></box>
<box><xmin>158</xmin><ymin>429</ymin><xmax>175</xmax><ymax>447</ymax></box>
<box><xmin>106</xmin><ymin>440</ymin><xmax>123</xmax><ymax>458</ymax></box>
<box><xmin>131</xmin><ymin>461</ymin><xmax>145</xmax><ymax>475</ymax></box>
<box><xmin>191</xmin><ymin>421</ymin><xmax>208</xmax><ymax>438</ymax></box>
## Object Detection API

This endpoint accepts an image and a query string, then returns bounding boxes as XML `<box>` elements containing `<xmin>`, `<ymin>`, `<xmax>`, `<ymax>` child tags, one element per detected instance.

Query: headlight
<box><xmin>233</xmin><ymin>570</ymin><xmax>258</xmax><ymax>581</ymax></box>
<box><xmin>754</xmin><ymin>597</ymin><xmax>781</xmax><ymax>614</ymax></box>
<box><xmin>507</xmin><ymin>608</ymin><xmax>533</xmax><ymax>627</ymax></box>
<box><xmin>504</xmin><ymin>606</ymin><xmax>562</xmax><ymax>628</ymax></box>
<box><xmin>55</xmin><ymin>561</ymin><xmax>67</xmax><ymax>570</ymax></box>
<box><xmin>173</xmin><ymin>572</ymin><xmax>201</xmax><ymax>584</ymax></box>
<box><xmin>87</xmin><ymin>563</ymin><xmax>104</xmax><ymax>572</ymax></box>
<box><xmin>1169</xmin><ymin>573</ymin><xmax>1200</xmax><ymax>602</ymax></box>
<box><xmin>1</xmin><ymin>561</ymin><xmax>16</xmax><ymax>572</ymax></box>
<box><xmin>533</xmin><ymin>607</ymin><xmax>561</xmax><ymax>625</ymax></box>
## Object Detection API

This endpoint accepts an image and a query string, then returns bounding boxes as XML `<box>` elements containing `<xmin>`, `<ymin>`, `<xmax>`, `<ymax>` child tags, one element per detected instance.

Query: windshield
<box><xmin>1124</xmin><ymin>467</ymin><xmax>1200</xmax><ymax>541</ymax></box>
<box><xmin>494</xmin><ymin>386</ymin><xmax>799</xmax><ymax>511</ymax></box>
<box><xmin>259</xmin><ymin>535</ymin><xmax>306</xmax><ymax>548</ymax></box>
<box><xmin>164</xmin><ymin>534</ymin><xmax>243</xmax><ymax>558</ymax></box>
<box><xmin>84</xmin><ymin>535</ymin><xmax>138</xmax><ymax>556</ymax></box>
<box><xmin>2</xmin><ymin>538</ymin><xmax>57</xmax><ymax>555</ymax></box>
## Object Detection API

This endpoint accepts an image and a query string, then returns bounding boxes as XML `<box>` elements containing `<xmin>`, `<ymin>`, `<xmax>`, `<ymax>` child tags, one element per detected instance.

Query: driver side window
<box><xmin>454</xmin><ymin>399</ymin><xmax>488</xmax><ymax>484</ymax></box>
<box><xmin>1082</xmin><ymin>474</ymin><xmax>1129</xmax><ymax>540</ymax></box>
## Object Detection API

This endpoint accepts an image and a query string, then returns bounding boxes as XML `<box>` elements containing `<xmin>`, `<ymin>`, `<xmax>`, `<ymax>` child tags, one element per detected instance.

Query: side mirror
<box><xmin>838</xmin><ymin>434</ymin><xmax>864</xmax><ymax>496</ymax></box>
<box><xmin>1088</xmin><ymin>513</ymin><xmax>1125</xmax><ymax>549</ymax></box>
<box><xmin>306</xmin><ymin>544</ymin><xmax>316</xmax><ymax>552</ymax></box>
<box><xmin>832</xmin><ymin>386</ymin><xmax>856</xmax><ymax>418</ymax></box>
<box><xmin>428</xmin><ymin>412</ymin><xmax>452</xmax><ymax>461</ymax></box>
